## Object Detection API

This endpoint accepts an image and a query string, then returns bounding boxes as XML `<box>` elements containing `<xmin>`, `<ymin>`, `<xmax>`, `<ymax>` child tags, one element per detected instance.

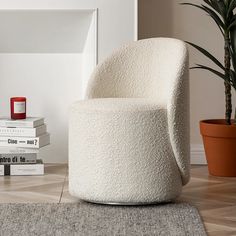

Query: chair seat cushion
<box><xmin>71</xmin><ymin>98</ymin><xmax>166</xmax><ymax>113</ymax></box>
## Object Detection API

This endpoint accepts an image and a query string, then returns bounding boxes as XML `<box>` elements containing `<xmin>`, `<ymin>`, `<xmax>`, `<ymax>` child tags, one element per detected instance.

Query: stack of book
<box><xmin>0</xmin><ymin>117</ymin><xmax>50</xmax><ymax>176</ymax></box>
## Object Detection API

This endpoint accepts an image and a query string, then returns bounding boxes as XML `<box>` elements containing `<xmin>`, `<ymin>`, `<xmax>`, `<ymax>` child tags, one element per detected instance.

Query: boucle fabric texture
<box><xmin>69</xmin><ymin>38</ymin><xmax>190</xmax><ymax>203</ymax></box>
<box><xmin>0</xmin><ymin>203</ymin><xmax>207</xmax><ymax>236</ymax></box>
<box><xmin>70</xmin><ymin>98</ymin><xmax>182</xmax><ymax>203</ymax></box>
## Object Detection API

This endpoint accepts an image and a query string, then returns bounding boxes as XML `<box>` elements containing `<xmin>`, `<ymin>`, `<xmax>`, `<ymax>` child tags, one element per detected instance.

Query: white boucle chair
<box><xmin>69</xmin><ymin>38</ymin><xmax>190</xmax><ymax>205</ymax></box>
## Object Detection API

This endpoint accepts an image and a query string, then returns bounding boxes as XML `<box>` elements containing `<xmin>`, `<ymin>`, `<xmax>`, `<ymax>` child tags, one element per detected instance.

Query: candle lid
<box><xmin>11</xmin><ymin>97</ymin><xmax>26</xmax><ymax>101</ymax></box>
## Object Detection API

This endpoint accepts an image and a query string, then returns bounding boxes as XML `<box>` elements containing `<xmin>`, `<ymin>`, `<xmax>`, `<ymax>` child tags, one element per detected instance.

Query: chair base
<box><xmin>81</xmin><ymin>199</ymin><xmax>174</xmax><ymax>206</ymax></box>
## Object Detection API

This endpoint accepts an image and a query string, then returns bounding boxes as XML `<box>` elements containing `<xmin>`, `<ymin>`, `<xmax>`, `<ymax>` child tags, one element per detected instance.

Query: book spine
<box><xmin>0</xmin><ymin>136</ymin><xmax>40</xmax><ymax>148</ymax></box>
<box><xmin>0</xmin><ymin>121</ymin><xmax>33</xmax><ymax>128</ymax></box>
<box><xmin>0</xmin><ymin>153</ymin><xmax>37</xmax><ymax>164</ymax></box>
<box><xmin>0</xmin><ymin>134</ymin><xmax>49</xmax><ymax>148</ymax></box>
<box><xmin>0</xmin><ymin>147</ymin><xmax>39</xmax><ymax>154</ymax></box>
<box><xmin>0</xmin><ymin>118</ymin><xmax>44</xmax><ymax>128</ymax></box>
<box><xmin>0</xmin><ymin>165</ymin><xmax>4</xmax><ymax>176</ymax></box>
<box><xmin>0</xmin><ymin>162</ymin><xmax>44</xmax><ymax>176</ymax></box>
<box><xmin>0</xmin><ymin>125</ymin><xmax>46</xmax><ymax>137</ymax></box>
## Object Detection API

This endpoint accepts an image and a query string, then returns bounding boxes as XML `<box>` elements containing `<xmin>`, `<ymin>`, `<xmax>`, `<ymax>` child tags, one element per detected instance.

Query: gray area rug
<box><xmin>0</xmin><ymin>202</ymin><xmax>207</xmax><ymax>236</ymax></box>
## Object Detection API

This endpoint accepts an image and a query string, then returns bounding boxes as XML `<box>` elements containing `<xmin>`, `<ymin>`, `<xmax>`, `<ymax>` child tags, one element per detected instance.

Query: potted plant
<box><xmin>182</xmin><ymin>0</ymin><xmax>236</xmax><ymax>176</ymax></box>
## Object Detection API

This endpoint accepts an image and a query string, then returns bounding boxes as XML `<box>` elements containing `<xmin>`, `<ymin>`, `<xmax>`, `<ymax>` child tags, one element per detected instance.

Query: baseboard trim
<box><xmin>191</xmin><ymin>144</ymin><xmax>207</xmax><ymax>165</ymax></box>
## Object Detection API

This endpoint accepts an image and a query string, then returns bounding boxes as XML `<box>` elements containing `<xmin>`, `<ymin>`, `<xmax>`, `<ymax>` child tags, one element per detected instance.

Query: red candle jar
<box><xmin>10</xmin><ymin>97</ymin><xmax>26</xmax><ymax>120</ymax></box>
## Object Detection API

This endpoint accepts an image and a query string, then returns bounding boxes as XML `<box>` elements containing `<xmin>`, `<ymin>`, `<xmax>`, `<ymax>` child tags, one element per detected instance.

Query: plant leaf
<box><xmin>228</xmin><ymin>18</ymin><xmax>236</xmax><ymax>30</ymax></box>
<box><xmin>215</xmin><ymin>0</ymin><xmax>226</xmax><ymax>17</ymax></box>
<box><xmin>201</xmin><ymin>4</ymin><xmax>225</xmax><ymax>29</ymax></box>
<box><xmin>228</xmin><ymin>14</ymin><xmax>236</xmax><ymax>30</ymax></box>
<box><xmin>230</xmin><ymin>70</ymin><xmax>236</xmax><ymax>90</ymax></box>
<box><xmin>230</xmin><ymin>24</ymin><xmax>236</xmax><ymax>53</ymax></box>
<box><xmin>203</xmin><ymin>0</ymin><xmax>221</xmax><ymax>13</ymax></box>
<box><xmin>186</xmin><ymin>41</ymin><xmax>225</xmax><ymax>70</ymax></box>
<box><xmin>227</xmin><ymin>0</ymin><xmax>236</xmax><ymax>17</ymax></box>
<box><xmin>204</xmin><ymin>0</ymin><xmax>226</xmax><ymax>17</ymax></box>
<box><xmin>230</xmin><ymin>47</ymin><xmax>236</xmax><ymax>71</ymax></box>
<box><xmin>224</xmin><ymin>0</ymin><xmax>230</xmax><ymax>7</ymax></box>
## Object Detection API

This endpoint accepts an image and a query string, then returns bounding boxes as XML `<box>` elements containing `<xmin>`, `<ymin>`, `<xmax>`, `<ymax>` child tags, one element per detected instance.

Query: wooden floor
<box><xmin>0</xmin><ymin>164</ymin><xmax>236</xmax><ymax>236</ymax></box>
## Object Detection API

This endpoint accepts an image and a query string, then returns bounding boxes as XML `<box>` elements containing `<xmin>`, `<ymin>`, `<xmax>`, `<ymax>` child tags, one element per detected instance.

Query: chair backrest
<box><xmin>86</xmin><ymin>38</ymin><xmax>190</xmax><ymax>185</ymax></box>
<box><xmin>86</xmin><ymin>38</ymin><xmax>188</xmax><ymax>106</ymax></box>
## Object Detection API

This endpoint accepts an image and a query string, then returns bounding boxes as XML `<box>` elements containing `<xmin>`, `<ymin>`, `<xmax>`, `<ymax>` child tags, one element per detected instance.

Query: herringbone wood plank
<box><xmin>179</xmin><ymin>166</ymin><xmax>236</xmax><ymax>236</ymax></box>
<box><xmin>0</xmin><ymin>164</ymin><xmax>235</xmax><ymax>235</ymax></box>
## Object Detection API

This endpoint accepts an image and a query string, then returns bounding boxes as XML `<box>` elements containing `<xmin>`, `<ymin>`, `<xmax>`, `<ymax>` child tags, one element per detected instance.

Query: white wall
<box><xmin>0</xmin><ymin>53</ymin><xmax>84</xmax><ymax>162</ymax></box>
<box><xmin>0</xmin><ymin>0</ymin><xmax>138</xmax><ymax>163</ymax></box>
<box><xmin>0</xmin><ymin>0</ymin><xmax>137</xmax><ymax>61</ymax></box>
<box><xmin>0</xmin><ymin>10</ymin><xmax>93</xmax><ymax>53</ymax></box>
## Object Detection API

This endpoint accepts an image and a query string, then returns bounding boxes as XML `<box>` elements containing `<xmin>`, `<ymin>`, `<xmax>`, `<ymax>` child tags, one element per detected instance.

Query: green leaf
<box><xmin>230</xmin><ymin>24</ymin><xmax>236</xmax><ymax>53</ymax></box>
<box><xmin>201</xmin><ymin>4</ymin><xmax>225</xmax><ymax>29</ymax></box>
<box><xmin>228</xmin><ymin>13</ymin><xmax>236</xmax><ymax>30</ymax></box>
<box><xmin>230</xmin><ymin>14</ymin><xmax>236</xmax><ymax>24</ymax></box>
<box><xmin>190</xmin><ymin>64</ymin><xmax>228</xmax><ymax>83</ymax></box>
<box><xmin>230</xmin><ymin>70</ymin><xmax>236</xmax><ymax>90</ymax></box>
<box><xmin>227</xmin><ymin>0</ymin><xmax>236</xmax><ymax>17</ymax></box>
<box><xmin>224</xmin><ymin>0</ymin><xmax>230</xmax><ymax>7</ymax></box>
<box><xmin>215</xmin><ymin>0</ymin><xmax>227</xmax><ymax>17</ymax></box>
<box><xmin>203</xmin><ymin>0</ymin><xmax>220</xmax><ymax>12</ymax></box>
<box><xmin>205</xmin><ymin>0</ymin><xmax>226</xmax><ymax>16</ymax></box>
<box><xmin>230</xmin><ymin>48</ymin><xmax>236</xmax><ymax>71</ymax></box>
<box><xmin>186</xmin><ymin>41</ymin><xmax>225</xmax><ymax>70</ymax></box>
<box><xmin>228</xmin><ymin>18</ymin><xmax>236</xmax><ymax>30</ymax></box>
<box><xmin>191</xmin><ymin>64</ymin><xmax>234</xmax><ymax>88</ymax></box>
<box><xmin>203</xmin><ymin>0</ymin><xmax>215</xmax><ymax>7</ymax></box>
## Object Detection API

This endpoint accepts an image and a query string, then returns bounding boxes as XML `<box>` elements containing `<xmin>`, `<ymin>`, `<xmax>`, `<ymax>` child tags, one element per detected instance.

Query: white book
<box><xmin>0</xmin><ymin>153</ymin><xmax>37</xmax><ymax>164</ymax></box>
<box><xmin>0</xmin><ymin>159</ymin><xmax>44</xmax><ymax>176</ymax></box>
<box><xmin>0</xmin><ymin>133</ymin><xmax>50</xmax><ymax>149</ymax></box>
<box><xmin>0</xmin><ymin>147</ymin><xmax>39</xmax><ymax>154</ymax></box>
<box><xmin>0</xmin><ymin>117</ymin><xmax>44</xmax><ymax>128</ymax></box>
<box><xmin>0</xmin><ymin>165</ymin><xmax>3</xmax><ymax>175</ymax></box>
<box><xmin>0</xmin><ymin>124</ymin><xmax>47</xmax><ymax>137</ymax></box>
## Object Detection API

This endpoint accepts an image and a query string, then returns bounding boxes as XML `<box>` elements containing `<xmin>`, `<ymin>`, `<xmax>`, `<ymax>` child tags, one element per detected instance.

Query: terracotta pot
<box><xmin>200</xmin><ymin>120</ymin><xmax>236</xmax><ymax>177</ymax></box>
